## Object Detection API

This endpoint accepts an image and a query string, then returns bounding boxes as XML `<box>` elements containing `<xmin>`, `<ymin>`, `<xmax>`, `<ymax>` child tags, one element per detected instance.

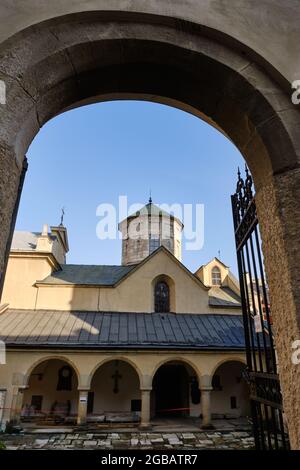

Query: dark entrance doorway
<box><xmin>153</xmin><ymin>364</ymin><xmax>189</xmax><ymax>417</ymax></box>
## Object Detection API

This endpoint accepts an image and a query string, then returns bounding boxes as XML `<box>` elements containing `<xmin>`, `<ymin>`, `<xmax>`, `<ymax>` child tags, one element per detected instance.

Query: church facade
<box><xmin>0</xmin><ymin>203</ymin><xmax>249</xmax><ymax>429</ymax></box>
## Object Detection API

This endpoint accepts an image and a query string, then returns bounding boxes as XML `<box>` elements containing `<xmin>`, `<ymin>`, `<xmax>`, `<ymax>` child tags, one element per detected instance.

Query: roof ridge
<box><xmin>60</xmin><ymin>263</ymin><xmax>134</xmax><ymax>267</ymax></box>
<box><xmin>5</xmin><ymin>309</ymin><xmax>243</xmax><ymax>317</ymax></box>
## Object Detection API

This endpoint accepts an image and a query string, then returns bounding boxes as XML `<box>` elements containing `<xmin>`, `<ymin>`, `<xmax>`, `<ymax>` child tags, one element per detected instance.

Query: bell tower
<box><xmin>118</xmin><ymin>199</ymin><xmax>183</xmax><ymax>265</ymax></box>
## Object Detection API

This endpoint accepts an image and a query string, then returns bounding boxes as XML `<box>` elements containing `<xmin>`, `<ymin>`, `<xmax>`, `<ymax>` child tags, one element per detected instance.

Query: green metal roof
<box><xmin>0</xmin><ymin>310</ymin><xmax>246</xmax><ymax>350</ymax></box>
<box><xmin>121</xmin><ymin>203</ymin><xmax>183</xmax><ymax>226</ymax></box>
<box><xmin>38</xmin><ymin>264</ymin><xmax>136</xmax><ymax>286</ymax></box>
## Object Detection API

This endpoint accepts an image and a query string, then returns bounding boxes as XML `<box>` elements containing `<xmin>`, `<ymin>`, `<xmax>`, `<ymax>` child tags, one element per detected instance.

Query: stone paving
<box><xmin>0</xmin><ymin>430</ymin><xmax>255</xmax><ymax>450</ymax></box>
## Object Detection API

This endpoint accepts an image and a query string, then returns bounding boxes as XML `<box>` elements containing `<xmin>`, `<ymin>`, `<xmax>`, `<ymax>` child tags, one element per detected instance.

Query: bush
<box><xmin>0</xmin><ymin>441</ymin><xmax>6</xmax><ymax>450</ymax></box>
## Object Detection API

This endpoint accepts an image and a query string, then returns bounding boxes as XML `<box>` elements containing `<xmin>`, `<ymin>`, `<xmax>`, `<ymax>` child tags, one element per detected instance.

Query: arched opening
<box><xmin>21</xmin><ymin>359</ymin><xmax>78</xmax><ymax>425</ymax></box>
<box><xmin>211</xmin><ymin>361</ymin><xmax>250</xmax><ymax>421</ymax></box>
<box><xmin>88</xmin><ymin>360</ymin><xmax>141</xmax><ymax>424</ymax></box>
<box><xmin>151</xmin><ymin>361</ymin><xmax>200</xmax><ymax>422</ymax></box>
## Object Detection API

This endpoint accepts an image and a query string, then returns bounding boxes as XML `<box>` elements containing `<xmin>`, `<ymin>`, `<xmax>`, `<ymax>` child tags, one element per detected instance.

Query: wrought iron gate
<box><xmin>231</xmin><ymin>166</ymin><xmax>289</xmax><ymax>450</ymax></box>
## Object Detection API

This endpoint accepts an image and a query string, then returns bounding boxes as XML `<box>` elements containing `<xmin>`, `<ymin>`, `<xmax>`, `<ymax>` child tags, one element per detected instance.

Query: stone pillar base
<box><xmin>201</xmin><ymin>423</ymin><xmax>215</xmax><ymax>430</ymax></box>
<box><xmin>139</xmin><ymin>423</ymin><xmax>152</xmax><ymax>431</ymax></box>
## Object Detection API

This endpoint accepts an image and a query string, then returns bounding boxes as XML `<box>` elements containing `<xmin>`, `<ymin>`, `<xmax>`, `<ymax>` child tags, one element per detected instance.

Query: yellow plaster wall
<box><xmin>36</xmin><ymin>250</ymin><xmax>212</xmax><ymax>313</ymax></box>
<box><xmin>109</xmin><ymin>249</ymin><xmax>209</xmax><ymax>313</ymax></box>
<box><xmin>90</xmin><ymin>361</ymin><xmax>140</xmax><ymax>414</ymax></box>
<box><xmin>36</xmin><ymin>286</ymin><xmax>100</xmax><ymax>311</ymax></box>
<box><xmin>2</xmin><ymin>249</ymin><xmax>241</xmax><ymax>314</ymax></box>
<box><xmin>1</xmin><ymin>255</ymin><xmax>53</xmax><ymax>309</ymax></box>
<box><xmin>211</xmin><ymin>361</ymin><xmax>250</xmax><ymax>417</ymax></box>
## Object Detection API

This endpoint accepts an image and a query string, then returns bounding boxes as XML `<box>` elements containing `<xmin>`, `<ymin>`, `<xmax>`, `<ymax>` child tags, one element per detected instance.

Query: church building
<box><xmin>0</xmin><ymin>201</ymin><xmax>249</xmax><ymax>430</ymax></box>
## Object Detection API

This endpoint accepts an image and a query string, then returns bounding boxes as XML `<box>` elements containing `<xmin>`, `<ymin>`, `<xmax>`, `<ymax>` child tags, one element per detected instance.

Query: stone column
<box><xmin>140</xmin><ymin>388</ymin><xmax>152</xmax><ymax>430</ymax></box>
<box><xmin>201</xmin><ymin>388</ymin><xmax>213</xmax><ymax>429</ymax></box>
<box><xmin>77</xmin><ymin>389</ymin><xmax>89</xmax><ymax>425</ymax></box>
<box><xmin>11</xmin><ymin>386</ymin><xmax>26</xmax><ymax>424</ymax></box>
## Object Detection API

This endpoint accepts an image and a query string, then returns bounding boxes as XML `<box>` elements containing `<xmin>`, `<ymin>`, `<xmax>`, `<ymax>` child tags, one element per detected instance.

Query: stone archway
<box><xmin>21</xmin><ymin>359</ymin><xmax>79</xmax><ymax>425</ymax></box>
<box><xmin>88</xmin><ymin>359</ymin><xmax>141</xmax><ymax>424</ymax></box>
<box><xmin>0</xmin><ymin>7</ymin><xmax>299</xmax><ymax>447</ymax></box>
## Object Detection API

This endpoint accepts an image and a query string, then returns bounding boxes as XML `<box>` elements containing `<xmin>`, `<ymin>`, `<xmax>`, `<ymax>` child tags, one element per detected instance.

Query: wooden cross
<box><xmin>112</xmin><ymin>369</ymin><xmax>122</xmax><ymax>394</ymax></box>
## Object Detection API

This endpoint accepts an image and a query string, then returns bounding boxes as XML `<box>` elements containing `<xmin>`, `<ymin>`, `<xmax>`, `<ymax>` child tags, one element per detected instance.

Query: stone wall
<box><xmin>0</xmin><ymin>148</ymin><xmax>22</xmax><ymax>290</ymax></box>
<box><xmin>256</xmin><ymin>169</ymin><xmax>300</xmax><ymax>449</ymax></box>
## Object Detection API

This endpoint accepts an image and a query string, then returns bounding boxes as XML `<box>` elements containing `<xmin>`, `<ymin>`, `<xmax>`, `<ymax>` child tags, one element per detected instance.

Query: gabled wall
<box><xmin>35</xmin><ymin>250</ymin><xmax>211</xmax><ymax>313</ymax></box>
<box><xmin>1</xmin><ymin>254</ymin><xmax>57</xmax><ymax>309</ymax></box>
<box><xmin>195</xmin><ymin>257</ymin><xmax>240</xmax><ymax>294</ymax></box>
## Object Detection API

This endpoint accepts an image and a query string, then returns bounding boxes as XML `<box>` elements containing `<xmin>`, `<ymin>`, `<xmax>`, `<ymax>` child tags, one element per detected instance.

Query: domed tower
<box><xmin>118</xmin><ymin>199</ymin><xmax>183</xmax><ymax>265</ymax></box>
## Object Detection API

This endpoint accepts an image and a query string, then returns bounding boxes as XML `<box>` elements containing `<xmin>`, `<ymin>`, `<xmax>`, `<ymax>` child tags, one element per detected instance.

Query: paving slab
<box><xmin>0</xmin><ymin>428</ymin><xmax>254</xmax><ymax>450</ymax></box>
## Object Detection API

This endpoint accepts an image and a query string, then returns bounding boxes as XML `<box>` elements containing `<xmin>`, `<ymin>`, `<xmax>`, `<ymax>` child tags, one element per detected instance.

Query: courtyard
<box><xmin>1</xmin><ymin>419</ymin><xmax>254</xmax><ymax>450</ymax></box>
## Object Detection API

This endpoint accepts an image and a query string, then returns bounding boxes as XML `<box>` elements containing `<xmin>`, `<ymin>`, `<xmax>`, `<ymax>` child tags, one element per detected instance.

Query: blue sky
<box><xmin>16</xmin><ymin>100</ymin><xmax>244</xmax><ymax>275</ymax></box>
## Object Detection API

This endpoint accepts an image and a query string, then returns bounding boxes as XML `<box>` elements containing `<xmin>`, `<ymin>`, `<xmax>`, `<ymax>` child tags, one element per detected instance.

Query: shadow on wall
<box><xmin>211</xmin><ymin>361</ymin><xmax>249</xmax><ymax>419</ymax></box>
<box><xmin>22</xmin><ymin>359</ymin><xmax>79</xmax><ymax>424</ymax></box>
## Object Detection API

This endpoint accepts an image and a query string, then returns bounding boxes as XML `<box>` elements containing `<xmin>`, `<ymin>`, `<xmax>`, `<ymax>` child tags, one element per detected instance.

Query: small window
<box><xmin>212</xmin><ymin>266</ymin><xmax>221</xmax><ymax>286</ymax></box>
<box><xmin>155</xmin><ymin>281</ymin><xmax>170</xmax><ymax>313</ymax></box>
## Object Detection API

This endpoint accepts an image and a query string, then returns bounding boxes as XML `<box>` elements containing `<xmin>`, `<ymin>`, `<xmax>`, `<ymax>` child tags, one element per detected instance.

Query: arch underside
<box><xmin>0</xmin><ymin>12</ymin><xmax>298</xmax><ymax>191</ymax></box>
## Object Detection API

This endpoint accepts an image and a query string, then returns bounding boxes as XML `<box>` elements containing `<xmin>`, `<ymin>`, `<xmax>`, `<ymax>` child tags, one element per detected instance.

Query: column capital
<box><xmin>200</xmin><ymin>374</ymin><xmax>213</xmax><ymax>389</ymax></box>
<box><xmin>200</xmin><ymin>386</ymin><xmax>213</xmax><ymax>392</ymax></box>
<box><xmin>140</xmin><ymin>374</ymin><xmax>152</xmax><ymax>389</ymax></box>
<box><xmin>12</xmin><ymin>373</ymin><xmax>26</xmax><ymax>387</ymax></box>
<box><xmin>78</xmin><ymin>387</ymin><xmax>90</xmax><ymax>392</ymax></box>
<box><xmin>13</xmin><ymin>385</ymin><xmax>28</xmax><ymax>391</ymax></box>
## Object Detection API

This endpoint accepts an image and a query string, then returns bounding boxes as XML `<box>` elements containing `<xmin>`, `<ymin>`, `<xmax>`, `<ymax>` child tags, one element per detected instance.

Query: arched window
<box><xmin>212</xmin><ymin>266</ymin><xmax>221</xmax><ymax>286</ymax></box>
<box><xmin>155</xmin><ymin>281</ymin><xmax>170</xmax><ymax>312</ymax></box>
